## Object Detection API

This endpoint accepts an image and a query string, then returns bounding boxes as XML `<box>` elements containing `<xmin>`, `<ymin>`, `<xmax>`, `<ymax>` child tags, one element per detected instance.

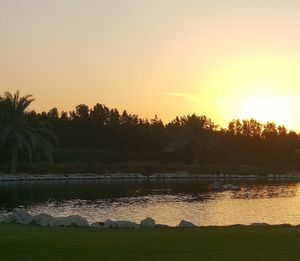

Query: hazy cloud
<box><xmin>165</xmin><ymin>92</ymin><xmax>226</xmax><ymax>105</ymax></box>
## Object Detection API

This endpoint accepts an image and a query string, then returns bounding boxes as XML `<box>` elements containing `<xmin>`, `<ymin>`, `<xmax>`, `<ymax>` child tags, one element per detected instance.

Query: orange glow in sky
<box><xmin>1</xmin><ymin>0</ymin><xmax>300</xmax><ymax>130</ymax></box>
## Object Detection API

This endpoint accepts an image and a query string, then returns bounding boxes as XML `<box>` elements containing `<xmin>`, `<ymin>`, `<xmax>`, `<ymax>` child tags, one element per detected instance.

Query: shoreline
<box><xmin>1</xmin><ymin>172</ymin><xmax>300</xmax><ymax>182</ymax></box>
<box><xmin>1</xmin><ymin>208</ymin><xmax>298</xmax><ymax>228</ymax></box>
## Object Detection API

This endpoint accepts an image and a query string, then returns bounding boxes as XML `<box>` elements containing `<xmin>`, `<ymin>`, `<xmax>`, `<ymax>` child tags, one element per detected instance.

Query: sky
<box><xmin>1</xmin><ymin>0</ymin><xmax>300</xmax><ymax>130</ymax></box>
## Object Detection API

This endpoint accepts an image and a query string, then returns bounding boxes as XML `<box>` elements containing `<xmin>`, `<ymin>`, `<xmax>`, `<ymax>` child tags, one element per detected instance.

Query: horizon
<box><xmin>14</xmin><ymin>91</ymin><xmax>299</xmax><ymax>133</ymax></box>
<box><xmin>2</xmin><ymin>0</ymin><xmax>300</xmax><ymax>130</ymax></box>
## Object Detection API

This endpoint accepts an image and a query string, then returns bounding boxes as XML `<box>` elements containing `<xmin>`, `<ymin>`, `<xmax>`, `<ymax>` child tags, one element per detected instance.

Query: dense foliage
<box><xmin>0</xmin><ymin>93</ymin><xmax>299</xmax><ymax>173</ymax></box>
<box><xmin>0</xmin><ymin>91</ymin><xmax>57</xmax><ymax>173</ymax></box>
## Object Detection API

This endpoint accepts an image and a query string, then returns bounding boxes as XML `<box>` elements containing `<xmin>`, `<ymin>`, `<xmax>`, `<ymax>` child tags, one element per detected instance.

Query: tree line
<box><xmin>0</xmin><ymin>91</ymin><xmax>299</xmax><ymax>173</ymax></box>
<box><xmin>25</xmin><ymin>99</ymin><xmax>300</xmax><ymax>165</ymax></box>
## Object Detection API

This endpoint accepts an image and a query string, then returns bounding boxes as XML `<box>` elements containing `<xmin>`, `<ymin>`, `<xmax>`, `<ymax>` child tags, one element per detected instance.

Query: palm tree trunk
<box><xmin>11</xmin><ymin>148</ymin><xmax>18</xmax><ymax>174</ymax></box>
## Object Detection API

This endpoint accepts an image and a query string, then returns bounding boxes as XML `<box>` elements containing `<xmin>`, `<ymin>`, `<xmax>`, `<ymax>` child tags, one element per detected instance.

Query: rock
<box><xmin>0</xmin><ymin>210</ymin><xmax>8</xmax><ymax>217</ymax></box>
<box><xmin>274</xmin><ymin>223</ymin><xmax>292</xmax><ymax>227</ymax></box>
<box><xmin>156</xmin><ymin>224</ymin><xmax>170</xmax><ymax>228</ymax></box>
<box><xmin>91</xmin><ymin>222</ymin><xmax>104</xmax><ymax>228</ymax></box>
<box><xmin>178</xmin><ymin>220</ymin><xmax>196</xmax><ymax>228</ymax></box>
<box><xmin>222</xmin><ymin>184</ymin><xmax>241</xmax><ymax>191</ymax></box>
<box><xmin>115</xmin><ymin>220</ymin><xmax>140</xmax><ymax>229</ymax></box>
<box><xmin>140</xmin><ymin>217</ymin><xmax>155</xmax><ymax>228</ymax></box>
<box><xmin>103</xmin><ymin>219</ymin><xmax>117</xmax><ymax>229</ymax></box>
<box><xmin>219</xmin><ymin>173</ymin><xmax>225</xmax><ymax>178</ymax></box>
<box><xmin>33</xmin><ymin>214</ymin><xmax>54</xmax><ymax>227</ymax></box>
<box><xmin>230</xmin><ymin>185</ymin><xmax>241</xmax><ymax>191</ymax></box>
<box><xmin>0</xmin><ymin>211</ymin><xmax>10</xmax><ymax>223</ymax></box>
<box><xmin>49</xmin><ymin>215</ymin><xmax>89</xmax><ymax>227</ymax></box>
<box><xmin>221</xmin><ymin>184</ymin><xmax>231</xmax><ymax>190</ymax></box>
<box><xmin>247</xmin><ymin>175</ymin><xmax>259</xmax><ymax>179</ymax></box>
<box><xmin>1</xmin><ymin>214</ymin><xmax>16</xmax><ymax>223</ymax></box>
<box><xmin>11</xmin><ymin>208</ymin><xmax>33</xmax><ymax>225</ymax></box>
<box><xmin>0</xmin><ymin>216</ymin><xmax>10</xmax><ymax>223</ymax></box>
<box><xmin>209</xmin><ymin>181</ymin><xmax>223</xmax><ymax>190</ymax></box>
<box><xmin>250</xmin><ymin>223</ymin><xmax>270</xmax><ymax>227</ymax></box>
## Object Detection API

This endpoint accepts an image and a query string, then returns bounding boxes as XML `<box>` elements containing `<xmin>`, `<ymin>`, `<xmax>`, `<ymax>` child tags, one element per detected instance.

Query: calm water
<box><xmin>1</xmin><ymin>179</ymin><xmax>300</xmax><ymax>226</ymax></box>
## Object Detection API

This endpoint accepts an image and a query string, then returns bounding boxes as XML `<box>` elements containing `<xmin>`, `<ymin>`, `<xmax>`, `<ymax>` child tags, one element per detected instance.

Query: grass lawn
<box><xmin>0</xmin><ymin>224</ymin><xmax>300</xmax><ymax>260</ymax></box>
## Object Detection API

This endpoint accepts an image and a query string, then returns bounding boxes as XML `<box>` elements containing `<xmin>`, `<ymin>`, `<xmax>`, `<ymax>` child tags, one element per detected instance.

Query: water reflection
<box><xmin>0</xmin><ymin>180</ymin><xmax>300</xmax><ymax>226</ymax></box>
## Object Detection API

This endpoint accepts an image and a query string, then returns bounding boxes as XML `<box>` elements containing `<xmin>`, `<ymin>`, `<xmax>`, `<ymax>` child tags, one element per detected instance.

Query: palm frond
<box><xmin>17</xmin><ymin>95</ymin><xmax>34</xmax><ymax>114</ymax></box>
<box><xmin>0</xmin><ymin>90</ymin><xmax>58</xmax><ymax>172</ymax></box>
<box><xmin>4</xmin><ymin>91</ymin><xmax>13</xmax><ymax>102</ymax></box>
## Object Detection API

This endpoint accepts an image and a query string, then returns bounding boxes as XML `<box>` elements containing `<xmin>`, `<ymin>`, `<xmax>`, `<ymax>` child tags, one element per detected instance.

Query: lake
<box><xmin>1</xmin><ymin>179</ymin><xmax>300</xmax><ymax>226</ymax></box>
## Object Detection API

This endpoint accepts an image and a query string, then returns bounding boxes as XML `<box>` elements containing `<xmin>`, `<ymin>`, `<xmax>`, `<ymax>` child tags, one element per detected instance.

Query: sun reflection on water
<box><xmin>1</xmin><ymin>180</ymin><xmax>300</xmax><ymax>226</ymax></box>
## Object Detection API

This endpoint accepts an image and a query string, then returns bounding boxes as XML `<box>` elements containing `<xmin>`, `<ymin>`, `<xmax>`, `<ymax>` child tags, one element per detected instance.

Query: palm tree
<box><xmin>0</xmin><ymin>91</ymin><xmax>58</xmax><ymax>173</ymax></box>
<box><xmin>165</xmin><ymin>114</ymin><xmax>218</xmax><ymax>165</ymax></box>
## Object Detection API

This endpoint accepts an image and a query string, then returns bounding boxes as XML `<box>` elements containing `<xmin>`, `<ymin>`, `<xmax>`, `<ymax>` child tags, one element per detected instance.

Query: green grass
<box><xmin>1</xmin><ymin>224</ymin><xmax>300</xmax><ymax>260</ymax></box>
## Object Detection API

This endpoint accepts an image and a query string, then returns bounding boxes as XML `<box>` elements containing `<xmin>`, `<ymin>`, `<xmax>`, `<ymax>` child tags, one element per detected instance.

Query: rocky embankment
<box><xmin>1</xmin><ymin>172</ymin><xmax>300</xmax><ymax>182</ymax></box>
<box><xmin>0</xmin><ymin>208</ymin><xmax>197</xmax><ymax>229</ymax></box>
<box><xmin>0</xmin><ymin>208</ymin><xmax>293</xmax><ymax>229</ymax></box>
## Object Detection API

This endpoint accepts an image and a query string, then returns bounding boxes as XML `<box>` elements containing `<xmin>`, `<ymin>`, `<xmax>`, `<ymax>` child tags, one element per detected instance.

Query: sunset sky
<box><xmin>1</xmin><ymin>0</ymin><xmax>300</xmax><ymax>130</ymax></box>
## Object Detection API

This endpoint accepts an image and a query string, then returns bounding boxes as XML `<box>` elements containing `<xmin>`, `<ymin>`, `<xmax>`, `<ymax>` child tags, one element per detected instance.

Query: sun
<box><xmin>238</xmin><ymin>96</ymin><xmax>294</xmax><ymax>129</ymax></box>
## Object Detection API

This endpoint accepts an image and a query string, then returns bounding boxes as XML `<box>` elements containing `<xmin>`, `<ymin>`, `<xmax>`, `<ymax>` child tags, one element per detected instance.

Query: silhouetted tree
<box><xmin>166</xmin><ymin>114</ymin><xmax>218</xmax><ymax>165</ymax></box>
<box><xmin>47</xmin><ymin>107</ymin><xmax>59</xmax><ymax>119</ymax></box>
<box><xmin>0</xmin><ymin>91</ymin><xmax>58</xmax><ymax>173</ymax></box>
<box><xmin>1</xmin><ymin>91</ymin><xmax>299</xmax><ymax>172</ymax></box>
